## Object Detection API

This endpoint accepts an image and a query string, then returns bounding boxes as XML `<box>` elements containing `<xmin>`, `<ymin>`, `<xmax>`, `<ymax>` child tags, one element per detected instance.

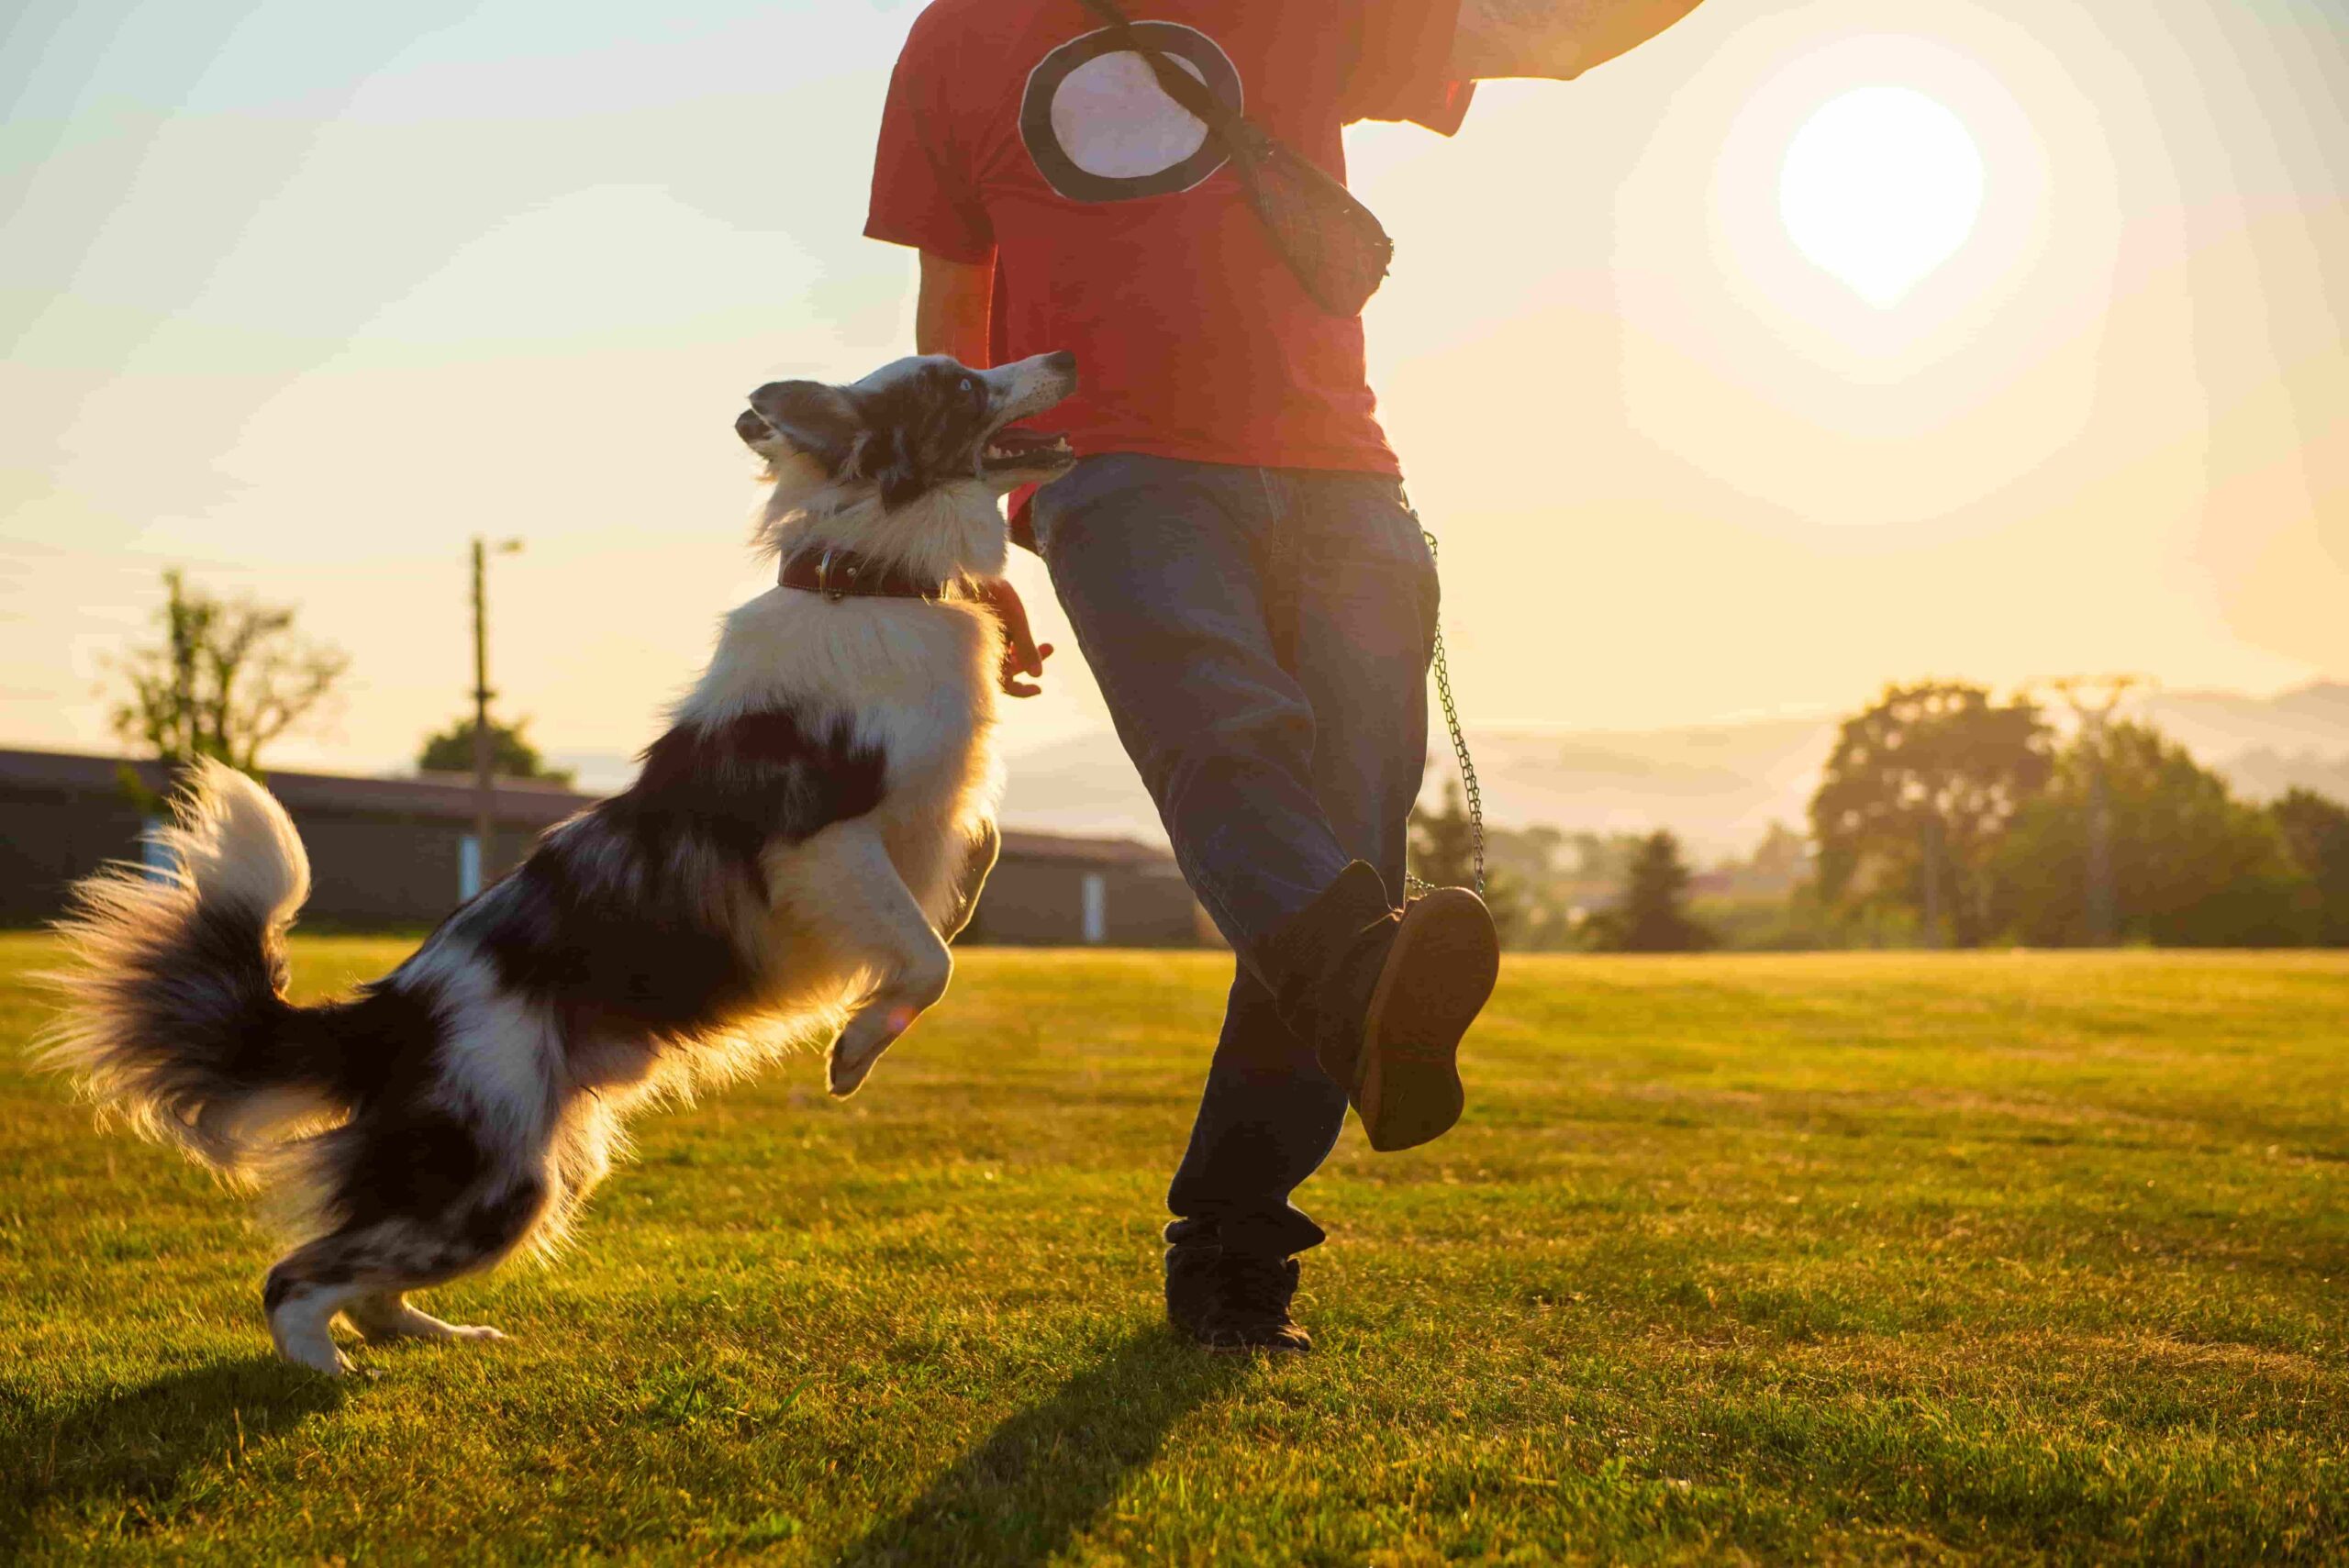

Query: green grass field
<box><xmin>2</xmin><ymin>934</ymin><xmax>2344</xmax><ymax>1564</ymax></box>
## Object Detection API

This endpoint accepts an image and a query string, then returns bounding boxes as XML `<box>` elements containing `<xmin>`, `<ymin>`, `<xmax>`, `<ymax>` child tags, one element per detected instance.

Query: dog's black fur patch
<box><xmin>852</xmin><ymin>360</ymin><xmax>996</xmax><ymax>508</ymax></box>
<box><xmin>330</xmin><ymin>1105</ymin><xmax>498</xmax><ymax>1235</ymax></box>
<box><xmin>288</xmin><ymin>980</ymin><xmax>445</xmax><ymax>1109</ymax></box>
<box><xmin>627</xmin><ymin>708</ymin><xmax>888</xmax><ymax>865</ymax></box>
<box><xmin>463</xmin><ymin>706</ymin><xmax>885</xmax><ymax>1036</ymax></box>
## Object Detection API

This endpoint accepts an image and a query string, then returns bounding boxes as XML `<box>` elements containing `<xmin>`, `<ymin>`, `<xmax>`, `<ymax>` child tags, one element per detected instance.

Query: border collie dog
<box><xmin>39</xmin><ymin>350</ymin><xmax>1078</xmax><ymax>1374</ymax></box>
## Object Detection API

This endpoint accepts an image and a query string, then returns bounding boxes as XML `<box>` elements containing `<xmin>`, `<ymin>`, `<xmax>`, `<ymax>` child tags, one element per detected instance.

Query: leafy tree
<box><xmin>1475</xmin><ymin>820</ymin><xmax>1587</xmax><ymax>951</ymax></box>
<box><xmin>417</xmin><ymin>717</ymin><xmax>576</xmax><ymax>787</ymax></box>
<box><xmin>108</xmin><ymin>569</ymin><xmax>350</xmax><ymax>784</ymax></box>
<box><xmin>1408</xmin><ymin>778</ymin><xmax>1478</xmax><ymax>890</ymax></box>
<box><xmin>1990</xmin><ymin>722</ymin><xmax>2313</xmax><ymax>947</ymax></box>
<box><xmin>1409</xmin><ymin>784</ymin><xmax>1541</xmax><ymax>943</ymax></box>
<box><xmin>1746</xmin><ymin>821</ymin><xmax>1811</xmax><ymax>886</ymax></box>
<box><xmin>2273</xmin><ymin>788</ymin><xmax>2349</xmax><ymax>947</ymax></box>
<box><xmin>1811</xmin><ymin>683</ymin><xmax>2054</xmax><ymax>947</ymax></box>
<box><xmin>1586</xmin><ymin>830</ymin><xmax>1715</xmax><ymax>952</ymax></box>
<box><xmin>1563</xmin><ymin>830</ymin><xmax>1646</xmax><ymax>889</ymax></box>
<box><xmin>1408</xmin><ymin>779</ymin><xmax>1526</xmax><ymax>941</ymax></box>
<box><xmin>1714</xmin><ymin>820</ymin><xmax>1811</xmax><ymax>897</ymax></box>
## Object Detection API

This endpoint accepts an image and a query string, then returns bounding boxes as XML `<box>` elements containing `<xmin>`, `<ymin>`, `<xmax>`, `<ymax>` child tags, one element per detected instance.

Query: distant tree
<box><xmin>1564</xmin><ymin>830</ymin><xmax>1645</xmax><ymax>888</ymax></box>
<box><xmin>2273</xmin><ymin>788</ymin><xmax>2349</xmax><ymax>947</ymax></box>
<box><xmin>1408</xmin><ymin>780</ymin><xmax>1527</xmax><ymax>941</ymax></box>
<box><xmin>107</xmin><ymin>569</ymin><xmax>350</xmax><ymax>789</ymax></box>
<box><xmin>1491</xmin><ymin>823</ymin><xmax>1567</xmax><ymax>886</ymax></box>
<box><xmin>1714</xmin><ymin>820</ymin><xmax>1811</xmax><ymax>898</ymax></box>
<box><xmin>1811</xmin><ymin>682</ymin><xmax>2054</xmax><ymax>947</ymax></box>
<box><xmin>1990</xmin><ymin>722</ymin><xmax>2313</xmax><ymax>947</ymax></box>
<box><xmin>1478</xmin><ymin>820</ymin><xmax>1590</xmax><ymax>951</ymax></box>
<box><xmin>1694</xmin><ymin>822</ymin><xmax>1837</xmax><ymax>951</ymax></box>
<box><xmin>1408</xmin><ymin>778</ymin><xmax>1478</xmax><ymax>890</ymax></box>
<box><xmin>1586</xmin><ymin>830</ymin><xmax>1715</xmax><ymax>952</ymax></box>
<box><xmin>1747</xmin><ymin>821</ymin><xmax>1811</xmax><ymax>884</ymax></box>
<box><xmin>417</xmin><ymin>717</ymin><xmax>575</xmax><ymax>787</ymax></box>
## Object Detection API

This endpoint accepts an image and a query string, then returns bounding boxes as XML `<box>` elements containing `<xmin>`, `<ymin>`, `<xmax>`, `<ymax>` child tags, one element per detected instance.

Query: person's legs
<box><xmin>1035</xmin><ymin>451</ymin><xmax>1453</xmax><ymax>1184</ymax></box>
<box><xmin>1034</xmin><ymin>454</ymin><xmax>1491</xmax><ymax>1350</ymax></box>
<box><xmin>1159</xmin><ymin>470</ymin><xmax>1440</xmax><ymax>1259</ymax></box>
<box><xmin>1033</xmin><ymin>457</ymin><xmax>1361</xmax><ymax>1267</ymax></box>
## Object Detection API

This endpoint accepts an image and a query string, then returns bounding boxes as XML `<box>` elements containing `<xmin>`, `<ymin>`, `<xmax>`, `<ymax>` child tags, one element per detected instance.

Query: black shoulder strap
<box><xmin>1072</xmin><ymin>0</ymin><xmax>1254</xmax><ymax>145</ymax></box>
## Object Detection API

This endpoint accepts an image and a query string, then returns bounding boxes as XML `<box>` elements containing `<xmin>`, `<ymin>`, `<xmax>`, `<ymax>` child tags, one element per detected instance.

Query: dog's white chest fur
<box><xmin>852</xmin><ymin>601</ymin><xmax>1002</xmax><ymax>914</ymax></box>
<box><xmin>684</xmin><ymin>585</ymin><xmax>1001</xmax><ymax>920</ymax></box>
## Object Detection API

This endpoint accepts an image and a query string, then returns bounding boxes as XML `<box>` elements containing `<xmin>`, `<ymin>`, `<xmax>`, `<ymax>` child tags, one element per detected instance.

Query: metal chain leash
<box><xmin>1405</xmin><ymin>524</ymin><xmax>1486</xmax><ymax>901</ymax></box>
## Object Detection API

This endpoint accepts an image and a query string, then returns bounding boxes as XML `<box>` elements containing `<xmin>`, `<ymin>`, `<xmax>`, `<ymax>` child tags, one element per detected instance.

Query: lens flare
<box><xmin>1780</xmin><ymin>86</ymin><xmax>1987</xmax><ymax>307</ymax></box>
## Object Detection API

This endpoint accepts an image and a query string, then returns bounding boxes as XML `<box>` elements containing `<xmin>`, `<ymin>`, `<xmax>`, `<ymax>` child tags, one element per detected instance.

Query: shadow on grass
<box><xmin>840</xmin><ymin>1326</ymin><xmax>1248</xmax><ymax>1568</ymax></box>
<box><xmin>0</xmin><ymin>1356</ymin><xmax>341</xmax><ymax>1558</ymax></box>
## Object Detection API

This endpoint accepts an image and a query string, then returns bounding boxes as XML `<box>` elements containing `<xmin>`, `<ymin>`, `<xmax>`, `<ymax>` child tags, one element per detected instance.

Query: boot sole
<box><xmin>1353</xmin><ymin>888</ymin><xmax>1498</xmax><ymax>1152</ymax></box>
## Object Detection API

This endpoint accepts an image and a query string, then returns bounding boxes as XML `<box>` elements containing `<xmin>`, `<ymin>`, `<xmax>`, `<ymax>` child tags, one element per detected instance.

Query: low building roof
<box><xmin>0</xmin><ymin>747</ymin><xmax>596</xmax><ymax>829</ymax></box>
<box><xmin>0</xmin><ymin>746</ymin><xmax>1175</xmax><ymax>867</ymax></box>
<box><xmin>996</xmin><ymin>828</ymin><xmax>1177</xmax><ymax>868</ymax></box>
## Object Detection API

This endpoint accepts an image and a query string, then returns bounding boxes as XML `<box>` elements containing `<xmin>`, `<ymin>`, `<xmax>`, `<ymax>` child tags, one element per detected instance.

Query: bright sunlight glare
<box><xmin>1779</xmin><ymin>86</ymin><xmax>1987</xmax><ymax>308</ymax></box>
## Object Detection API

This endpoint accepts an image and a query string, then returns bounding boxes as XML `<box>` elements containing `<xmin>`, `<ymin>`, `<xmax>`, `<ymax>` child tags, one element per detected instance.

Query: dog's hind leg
<box><xmin>790</xmin><ymin>822</ymin><xmax>954</xmax><ymax>1098</ymax></box>
<box><xmin>341</xmin><ymin>1293</ymin><xmax>509</xmax><ymax>1345</ymax></box>
<box><xmin>262</xmin><ymin>1250</ymin><xmax>370</xmax><ymax>1375</ymax></box>
<box><xmin>266</xmin><ymin>1184</ymin><xmax>545</xmax><ymax>1374</ymax></box>
<box><xmin>263</xmin><ymin>1117</ymin><xmax>552</xmax><ymax>1375</ymax></box>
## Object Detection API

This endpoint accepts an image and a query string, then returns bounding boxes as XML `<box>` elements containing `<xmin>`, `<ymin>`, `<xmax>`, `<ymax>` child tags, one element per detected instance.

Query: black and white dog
<box><xmin>39</xmin><ymin>350</ymin><xmax>1078</xmax><ymax>1374</ymax></box>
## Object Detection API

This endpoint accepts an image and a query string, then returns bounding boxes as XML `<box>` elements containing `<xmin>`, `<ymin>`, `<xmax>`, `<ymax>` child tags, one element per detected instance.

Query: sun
<box><xmin>1779</xmin><ymin>87</ymin><xmax>1986</xmax><ymax>308</ymax></box>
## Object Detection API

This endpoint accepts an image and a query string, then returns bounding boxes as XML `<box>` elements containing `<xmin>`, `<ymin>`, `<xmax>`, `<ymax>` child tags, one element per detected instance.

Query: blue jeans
<box><xmin>1030</xmin><ymin>453</ymin><xmax>1438</xmax><ymax>1259</ymax></box>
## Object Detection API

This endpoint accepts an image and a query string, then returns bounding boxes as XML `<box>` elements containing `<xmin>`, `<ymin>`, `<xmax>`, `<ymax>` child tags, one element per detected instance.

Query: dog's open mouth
<box><xmin>980</xmin><ymin>429</ymin><xmax>1075</xmax><ymax>474</ymax></box>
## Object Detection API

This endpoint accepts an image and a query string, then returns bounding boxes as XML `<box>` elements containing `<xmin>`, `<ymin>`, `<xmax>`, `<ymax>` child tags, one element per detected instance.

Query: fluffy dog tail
<box><xmin>38</xmin><ymin>758</ymin><xmax>332</xmax><ymax>1178</ymax></box>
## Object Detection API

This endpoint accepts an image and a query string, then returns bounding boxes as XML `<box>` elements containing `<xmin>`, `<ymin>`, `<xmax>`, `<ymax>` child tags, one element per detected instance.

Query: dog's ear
<box><xmin>739</xmin><ymin>382</ymin><xmax>864</xmax><ymax>475</ymax></box>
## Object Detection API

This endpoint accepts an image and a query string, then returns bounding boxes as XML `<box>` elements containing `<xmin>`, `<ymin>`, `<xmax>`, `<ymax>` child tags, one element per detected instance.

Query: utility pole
<box><xmin>470</xmin><ymin>537</ymin><xmax>523</xmax><ymax>895</ymax></box>
<box><xmin>2049</xmin><ymin>675</ymin><xmax>2145</xmax><ymax>946</ymax></box>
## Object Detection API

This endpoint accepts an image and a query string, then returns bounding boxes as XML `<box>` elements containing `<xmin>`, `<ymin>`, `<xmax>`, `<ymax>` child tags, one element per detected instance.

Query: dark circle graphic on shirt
<box><xmin>1019</xmin><ymin>23</ymin><xmax>1244</xmax><ymax>205</ymax></box>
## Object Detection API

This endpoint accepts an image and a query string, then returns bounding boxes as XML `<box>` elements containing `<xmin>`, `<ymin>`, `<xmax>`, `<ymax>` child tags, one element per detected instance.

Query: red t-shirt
<box><xmin>866</xmin><ymin>0</ymin><xmax>1473</xmax><ymax>478</ymax></box>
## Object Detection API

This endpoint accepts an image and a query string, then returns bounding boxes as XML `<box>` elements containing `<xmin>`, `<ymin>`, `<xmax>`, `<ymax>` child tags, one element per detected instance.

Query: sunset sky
<box><xmin>3</xmin><ymin>0</ymin><xmax>2342</xmax><ymax>780</ymax></box>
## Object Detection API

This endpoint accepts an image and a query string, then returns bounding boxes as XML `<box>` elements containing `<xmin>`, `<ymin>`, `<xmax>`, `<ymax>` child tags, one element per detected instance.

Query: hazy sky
<box><xmin>3</xmin><ymin>0</ymin><xmax>2343</xmax><ymax>778</ymax></box>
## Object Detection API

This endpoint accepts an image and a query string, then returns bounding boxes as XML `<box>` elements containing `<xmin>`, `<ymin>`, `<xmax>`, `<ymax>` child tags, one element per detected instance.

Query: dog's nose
<box><xmin>1043</xmin><ymin>350</ymin><xmax>1077</xmax><ymax>376</ymax></box>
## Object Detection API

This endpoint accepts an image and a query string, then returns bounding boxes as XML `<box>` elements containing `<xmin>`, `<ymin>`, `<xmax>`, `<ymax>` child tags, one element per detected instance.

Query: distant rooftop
<box><xmin>0</xmin><ymin>747</ymin><xmax>1173</xmax><ymax>867</ymax></box>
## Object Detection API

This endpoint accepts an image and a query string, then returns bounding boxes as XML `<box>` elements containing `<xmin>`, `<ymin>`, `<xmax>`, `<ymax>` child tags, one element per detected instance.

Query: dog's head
<box><xmin>737</xmin><ymin>352</ymin><xmax>1078</xmax><ymax>582</ymax></box>
<box><xmin>737</xmin><ymin>351</ymin><xmax>1079</xmax><ymax>505</ymax></box>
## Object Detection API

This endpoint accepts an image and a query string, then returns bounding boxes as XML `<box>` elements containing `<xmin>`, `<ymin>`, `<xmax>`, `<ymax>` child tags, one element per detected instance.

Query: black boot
<box><xmin>1165</xmin><ymin>1245</ymin><xmax>1311</xmax><ymax>1353</ymax></box>
<box><xmin>1261</xmin><ymin>862</ymin><xmax>1498</xmax><ymax>1152</ymax></box>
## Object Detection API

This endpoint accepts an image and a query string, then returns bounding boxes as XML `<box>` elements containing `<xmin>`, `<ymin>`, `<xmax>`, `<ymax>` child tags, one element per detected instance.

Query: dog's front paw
<box><xmin>828</xmin><ymin>1004</ymin><xmax>919</xmax><ymax>1097</ymax></box>
<box><xmin>827</xmin><ymin>1037</ymin><xmax>886</xmax><ymax>1098</ymax></box>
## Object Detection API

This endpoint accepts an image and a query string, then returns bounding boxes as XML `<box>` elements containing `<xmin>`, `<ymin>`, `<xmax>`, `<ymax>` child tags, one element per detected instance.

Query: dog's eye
<box><xmin>959</xmin><ymin>376</ymin><xmax>976</xmax><ymax>397</ymax></box>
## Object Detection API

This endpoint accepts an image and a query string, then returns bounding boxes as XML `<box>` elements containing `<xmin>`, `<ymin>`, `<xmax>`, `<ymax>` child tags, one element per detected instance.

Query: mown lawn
<box><xmin>1</xmin><ymin>934</ymin><xmax>2343</xmax><ymax>1564</ymax></box>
